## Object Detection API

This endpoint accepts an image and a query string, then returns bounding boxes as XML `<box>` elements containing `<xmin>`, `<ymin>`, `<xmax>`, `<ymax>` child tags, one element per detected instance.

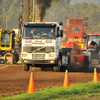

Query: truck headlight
<box><xmin>22</xmin><ymin>54</ymin><xmax>27</xmax><ymax>57</ymax></box>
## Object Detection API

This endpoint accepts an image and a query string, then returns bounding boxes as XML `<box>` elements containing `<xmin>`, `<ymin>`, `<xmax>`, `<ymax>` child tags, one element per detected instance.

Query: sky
<box><xmin>70</xmin><ymin>0</ymin><xmax>100</xmax><ymax>5</ymax></box>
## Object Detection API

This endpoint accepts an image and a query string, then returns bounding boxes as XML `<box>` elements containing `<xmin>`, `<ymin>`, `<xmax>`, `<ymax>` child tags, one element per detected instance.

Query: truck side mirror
<box><xmin>58</xmin><ymin>30</ymin><xmax>63</xmax><ymax>37</ymax></box>
<box><xmin>56</xmin><ymin>27</ymin><xmax>59</xmax><ymax>37</ymax></box>
<box><xmin>60</xmin><ymin>30</ymin><xmax>63</xmax><ymax>37</ymax></box>
<box><xmin>57</xmin><ymin>27</ymin><xmax>63</xmax><ymax>37</ymax></box>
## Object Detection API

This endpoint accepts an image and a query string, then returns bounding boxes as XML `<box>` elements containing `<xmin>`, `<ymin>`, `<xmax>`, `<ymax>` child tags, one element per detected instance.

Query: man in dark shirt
<box><xmin>48</xmin><ymin>29</ymin><xmax>55</xmax><ymax>37</ymax></box>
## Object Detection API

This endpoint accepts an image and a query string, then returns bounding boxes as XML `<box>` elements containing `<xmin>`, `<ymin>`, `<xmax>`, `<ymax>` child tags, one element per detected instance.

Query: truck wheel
<box><xmin>0</xmin><ymin>59</ymin><xmax>4</xmax><ymax>64</ymax></box>
<box><xmin>53</xmin><ymin>58</ymin><xmax>61</xmax><ymax>72</ymax></box>
<box><xmin>53</xmin><ymin>66</ymin><xmax>60</xmax><ymax>72</ymax></box>
<box><xmin>84</xmin><ymin>56</ymin><xmax>89</xmax><ymax>72</ymax></box>
<box><xmin>23</xmin><ymin>64</ymin><xmax>30</xmax><ymax>71</ymax></box>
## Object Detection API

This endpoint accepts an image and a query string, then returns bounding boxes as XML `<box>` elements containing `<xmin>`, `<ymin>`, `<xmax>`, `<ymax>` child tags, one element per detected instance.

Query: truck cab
<box><xmin>21</xmin><ymin>22</ymin><xmax>63</xmax><ymax>71</ymax></box>
<box><xmin>63</xmin><ymin>18</ymin><xmax>87</xmax><ymax>50</ymax></box>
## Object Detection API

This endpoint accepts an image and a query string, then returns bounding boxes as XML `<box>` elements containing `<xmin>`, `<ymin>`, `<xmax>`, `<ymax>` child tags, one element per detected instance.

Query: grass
<box><xmin>1</xmin><ymin>81</ymin><xmax>100</xmax><ymax>100</ymax></box>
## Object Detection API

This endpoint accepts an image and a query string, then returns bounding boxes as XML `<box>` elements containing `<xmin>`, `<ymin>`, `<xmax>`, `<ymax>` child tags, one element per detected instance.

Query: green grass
<box><xmin>1</xmin><ymin>81</ymin><xmax>100</xmax><ymax>100</ymax></box>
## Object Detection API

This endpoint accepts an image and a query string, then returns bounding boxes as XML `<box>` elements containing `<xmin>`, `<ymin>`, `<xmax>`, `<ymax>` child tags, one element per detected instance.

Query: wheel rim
<box><xmin>0</xmin><ymin>60</ymin><xmax>4</xmax><ymax>64</ymax></box>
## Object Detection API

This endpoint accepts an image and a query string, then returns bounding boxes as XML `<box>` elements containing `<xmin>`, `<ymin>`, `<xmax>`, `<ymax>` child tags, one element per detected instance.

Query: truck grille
<box><xmin>32</xmin><ymin>54</ymin><xmax>45</xmax><ymax>59</ymax></box>
<box><xmin>23</xmin><ymin>46</ymin><xmax>54</xmax><ymax>53</ymax></box>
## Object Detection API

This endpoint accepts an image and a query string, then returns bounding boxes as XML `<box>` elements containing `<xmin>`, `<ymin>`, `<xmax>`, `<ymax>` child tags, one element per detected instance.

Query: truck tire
<box><xmin>84</xmin><ymin>56</ymin><xmax>89</xmax><ymax>72</ymax></box>
<box><xmin>53</xmin><ymin>58</ymin><xmax>61</xmax><ymax>72</ymax></box>
<box><xmin>53</xmin><ymin>66</ymin><xmax>60</xmax><ymax>72</ymax></box>
<box><xmin>23</xmin><ymin>64</ymin><xmax>30</xmax><ymax>71</ymax></box>
<box><xmin>0</xmin><ymin>59</ymin><xmax>4</xmax><ymax>64</ymax></box>
<box><xmin>58</xmin><ymin>58</ymin><xmax>62</xmax><ymax>70</ymax></box>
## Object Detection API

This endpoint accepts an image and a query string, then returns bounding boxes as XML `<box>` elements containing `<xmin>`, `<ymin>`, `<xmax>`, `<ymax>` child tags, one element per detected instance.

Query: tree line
<box><xmin>0</xmin><ymin>0</ymin><xmax>100</xmax><ymax>33</ymax></box>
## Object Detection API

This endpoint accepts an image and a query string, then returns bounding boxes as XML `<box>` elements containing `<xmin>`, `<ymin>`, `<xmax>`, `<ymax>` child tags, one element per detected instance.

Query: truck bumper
<box><xmin>21</xmin><ymin>59</ymin><xmax>57</xmax><ymax>65</ymax></box>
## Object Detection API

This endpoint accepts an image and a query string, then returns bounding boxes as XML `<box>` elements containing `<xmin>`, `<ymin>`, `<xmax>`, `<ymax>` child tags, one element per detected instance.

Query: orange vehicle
<box><xmin>63</xmin><ymin>18</ymin><xmax>87</xmax><ymax>50</ymax></box>
<box><xmin>60</xmin><ymin>18</ymin><xmax>89</xmax><ymax>71</ymax></box>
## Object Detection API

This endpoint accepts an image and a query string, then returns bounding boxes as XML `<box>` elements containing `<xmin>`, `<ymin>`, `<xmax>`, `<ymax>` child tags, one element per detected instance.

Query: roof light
<box><xmin>84</xmin><ymin>17</ymin><xmax>89</xmax><ymax>20</ymax></box>
<box><xmin>86</xmin><ymin>17</ymin><xmax>88</xmax><ymax>20</ymax></box>
<box><xmin>84</xmin><ymin>17</ymin><xmax>86</xmax><ymax>20</ymax></box>
<box><xmin>65</xmin><ymin>16</ymin><xmax>69</xmax><ymax>20</ymax></box>
<box><xmin>67</xmin><ymin>17</ymin><xmax>69</xmax><ymax>19</ymax></box>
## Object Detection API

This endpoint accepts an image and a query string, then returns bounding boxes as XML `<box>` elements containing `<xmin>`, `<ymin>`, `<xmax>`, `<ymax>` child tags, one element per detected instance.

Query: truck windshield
<box><xmin>69</xmin><ymin>26</ymin><xmax>82</xmax><ymax>34</ymax></box>
<box><xmin>1</xmin><ymin>32</ymin><xmax>10</xmax><ymax>47</ymax></box>
<box><xmin>88</xmin><ymin>35</ymin><xmax>100</xmax><ymax>45</ymax></box>
<box><xmin>23</xmin><ymin>27</ymin><xmax>56</xmax><ymax>39</ymax></box>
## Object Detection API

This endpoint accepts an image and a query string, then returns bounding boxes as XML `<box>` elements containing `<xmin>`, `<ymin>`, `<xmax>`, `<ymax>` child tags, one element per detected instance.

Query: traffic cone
<box><xmin>93</xmin><ymin>68</ymin><xmax>99</xmax><ymax>82</ymax></box>
<box><xmin>27</xmin><ymin>72</ymin><xmax>35</xmax><ymax>93</ymax></box>
<box><xmin>63</xmin><ymin>70</ymin><xmax>70</xmax><ymax>87</ymax></box>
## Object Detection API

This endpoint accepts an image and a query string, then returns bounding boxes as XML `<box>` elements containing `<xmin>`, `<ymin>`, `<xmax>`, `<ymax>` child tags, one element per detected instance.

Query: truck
<box><xmin>18</xmin><ymin>0</ymin><xmax>65</xmax><ymax>71</ymax></box>
<box><xmin>20</xmin><ymin>22</ymin><xmax>63</xmax><ymax>71</ymax></box>
<box><xmin>61</xmin><ymin>18</ymin><xmax>89</xmax><ymax>71</ymax></box>
<box><xmin>0</xmin><ymin>29</ymin><xmax>19</xmax><ymax>64</ymax></box>
<box><xmin>86</xmin><ymin>33</ymin><xmax>100</xmax><ymax>64</ymax></box>
<box><xmin>19</xmin><ymin>0</ymin><xmax>89</xmax><ymax>72</ymax></box>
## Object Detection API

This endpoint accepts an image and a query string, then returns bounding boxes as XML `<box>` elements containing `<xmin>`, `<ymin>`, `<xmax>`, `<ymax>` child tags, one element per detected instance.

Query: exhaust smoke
<box><xmin>37</xmin><ymin>0</ymin><xmax>58</xmax><ymax>22</ymax></box>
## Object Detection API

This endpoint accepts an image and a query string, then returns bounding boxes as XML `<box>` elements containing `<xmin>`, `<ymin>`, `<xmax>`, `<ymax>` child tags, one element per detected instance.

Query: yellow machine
<box><xmin>0</xmin><ymin>29</ymin><xmax>19</xmax><ymax>64</ymax></box>
<box><xmin>0</xmin><ymin>0</ymin><xmax>41</xmax><ymax>64</ymax></box>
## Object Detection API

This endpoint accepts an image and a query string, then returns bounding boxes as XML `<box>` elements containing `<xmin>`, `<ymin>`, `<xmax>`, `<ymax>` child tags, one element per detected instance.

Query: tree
<box><xmin>0</xmin><ymin>0</ymin><xmax>100</xmax><ymax>33</ymax></box>
<box><xmin>0</xmin><ymin>0</ymin><xmax>21</xmax><ymax>29</ymax></box>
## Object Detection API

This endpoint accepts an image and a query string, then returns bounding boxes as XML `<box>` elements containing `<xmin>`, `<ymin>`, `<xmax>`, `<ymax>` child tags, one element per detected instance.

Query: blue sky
<box><xmin>70</xmin><ymin>0</ymin><xmax>100</xmax><ymax>4</ymax></box>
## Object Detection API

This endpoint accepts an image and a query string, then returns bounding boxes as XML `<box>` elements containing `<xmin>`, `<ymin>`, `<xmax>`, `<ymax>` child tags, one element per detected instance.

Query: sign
<box><xmin>25</xmin><ymin>40</ymin><xmax>32</xmax><ymax>43</ymax></box>
<box><xmin>45</xmin><ymin>40</ymin><xmax>52</xmax><ymax>43</ymax></box>
<box><xmin>70</xmin><ymin>19</ymin><xmax>83</xmax><ymax>25</ymax></box>
<box><xmin>68</xmin><ymin>38</ymin><xmax>82</xmax><ymax>42</ymax></box>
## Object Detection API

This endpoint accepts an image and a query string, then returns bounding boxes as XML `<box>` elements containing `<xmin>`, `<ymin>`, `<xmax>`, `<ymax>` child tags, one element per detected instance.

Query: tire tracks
<box><xmin>0</xmin><ymin>65</ymin><xmax>9</xmax><ymax>68</ymax></box>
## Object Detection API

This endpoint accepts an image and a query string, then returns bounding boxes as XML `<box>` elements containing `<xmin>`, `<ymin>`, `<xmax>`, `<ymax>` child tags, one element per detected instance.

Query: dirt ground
<box><xmin>0</xmin><ymin>64</ymin><xmax>100</xmax><ymax>97</ymax></box>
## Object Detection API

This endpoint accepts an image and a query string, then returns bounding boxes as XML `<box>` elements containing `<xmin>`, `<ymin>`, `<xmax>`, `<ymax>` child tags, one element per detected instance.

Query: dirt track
<box><xmin>0</xmin><ymin>64</ymin><xmax>100</xmax><ymax>97</ymax></box>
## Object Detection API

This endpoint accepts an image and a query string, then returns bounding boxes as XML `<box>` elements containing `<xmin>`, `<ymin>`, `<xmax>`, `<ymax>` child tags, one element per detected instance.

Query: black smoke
<box><xmin>37</xmin><ymin>0</ymin><xmax>58</xmax><ymax>21</ymax></box>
